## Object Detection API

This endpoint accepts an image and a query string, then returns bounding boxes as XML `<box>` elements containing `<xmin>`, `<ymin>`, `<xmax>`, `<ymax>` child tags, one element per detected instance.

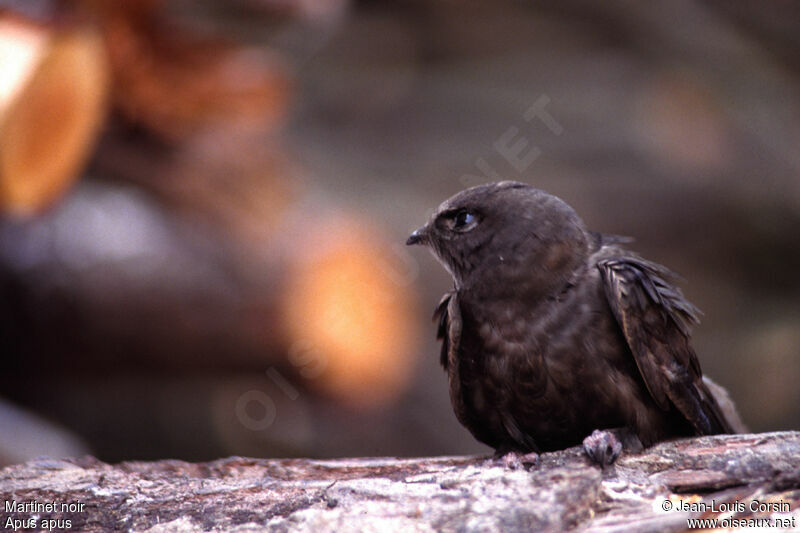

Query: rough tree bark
<box><xmin>1</xmin><ymin>432</ymin><xmax>798</xmax><ymax>532</ymax></box>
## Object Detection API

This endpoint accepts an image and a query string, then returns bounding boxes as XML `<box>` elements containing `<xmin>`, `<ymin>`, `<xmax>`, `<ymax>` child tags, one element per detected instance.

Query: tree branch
<box><xmin>1</xmin><ymin>432</ymin><xmax>799</xmax><ymax>532</ymax></box>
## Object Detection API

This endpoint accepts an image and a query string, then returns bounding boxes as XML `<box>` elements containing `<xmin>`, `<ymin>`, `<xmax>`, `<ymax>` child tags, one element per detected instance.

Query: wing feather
<box><xmin>598</xmin><ymin>256</ymin><xmax>733</xmax><ymax>435</ymax></box>
<box><xmin>433</xmin><ymin>291</ymin><xmax>460</xmax><ymax>370</ymax></box>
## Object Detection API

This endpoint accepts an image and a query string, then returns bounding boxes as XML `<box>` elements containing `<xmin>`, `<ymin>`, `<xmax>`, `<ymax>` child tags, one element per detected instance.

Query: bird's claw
<box><xmin>583</xmin><ymin>429</ymin><xmax>623</xmax><ymax>467</ymax></box>
<box><xmin>488</xmin><ymin>451</ymin><xmax>539</xmax><ymax>470</ymax></box>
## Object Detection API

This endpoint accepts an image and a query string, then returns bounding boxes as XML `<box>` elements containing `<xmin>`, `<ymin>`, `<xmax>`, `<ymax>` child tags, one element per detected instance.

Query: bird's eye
<box><xmin>451</xmin><ymin>210</ymin><xmax>478</xmax><ymax>231</ymax></box>
<box><xmin>454</xmin><ymin>211</ymin><xmax>474</xmax><ymax>228</ymax></box>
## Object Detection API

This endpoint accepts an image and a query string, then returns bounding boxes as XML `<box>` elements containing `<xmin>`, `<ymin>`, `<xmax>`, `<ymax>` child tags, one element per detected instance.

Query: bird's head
<box><xmin>407</xmin><ymin>181</ymin><xmax>589</xmax><ymax>297</ymax></box>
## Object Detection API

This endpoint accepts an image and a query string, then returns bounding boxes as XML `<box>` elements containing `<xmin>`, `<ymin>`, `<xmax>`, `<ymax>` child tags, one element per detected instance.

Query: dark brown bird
<box><xmin>407</xmin><ymin>181</ymin><xmax>744</xmax><ymax>466</ymax></box>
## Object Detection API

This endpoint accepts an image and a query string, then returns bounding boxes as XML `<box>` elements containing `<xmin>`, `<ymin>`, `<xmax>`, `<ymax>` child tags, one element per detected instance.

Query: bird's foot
<box><xmin>583</xmin><ymin>429</ymin><xmax>623</xmax><ymax>468</ymax></box>
<box><xmin>487</xmin><ymin>450</ymin><xmax>539</xmax><ymax>470</ymax></box>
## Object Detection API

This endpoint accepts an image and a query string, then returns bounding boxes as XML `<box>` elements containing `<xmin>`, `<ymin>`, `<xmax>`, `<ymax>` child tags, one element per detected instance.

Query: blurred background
<box><xmin>0</xmin><ymin>0</ymin><xmax>798</xmax><ymax>466</ymax></box>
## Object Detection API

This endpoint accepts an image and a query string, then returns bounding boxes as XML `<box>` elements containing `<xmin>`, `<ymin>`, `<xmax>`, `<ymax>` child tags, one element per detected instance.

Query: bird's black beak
<box><xmin>406</xmin><ymin>226</ymin><xmax>428</xmax><ymax>246</ymax></box>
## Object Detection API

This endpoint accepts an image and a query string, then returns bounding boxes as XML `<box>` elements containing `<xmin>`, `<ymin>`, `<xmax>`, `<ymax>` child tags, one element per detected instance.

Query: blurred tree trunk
<box><xmin>0</xmin><ymin>12</ymin><xmax>108</xmax><ymax>214</ymax></box>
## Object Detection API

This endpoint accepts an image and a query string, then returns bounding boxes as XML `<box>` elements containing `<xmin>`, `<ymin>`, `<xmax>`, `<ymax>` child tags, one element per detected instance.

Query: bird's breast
<box><xmin>452</xmin><ymin>281</ymin><xmax>646</xmax><ymax>450</ymax></box>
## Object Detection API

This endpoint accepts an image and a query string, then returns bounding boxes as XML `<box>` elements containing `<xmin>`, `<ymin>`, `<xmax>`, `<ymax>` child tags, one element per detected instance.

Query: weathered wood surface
<box><xmin>1</xmin><ymin>432</ymin><xmax>798</xmax><ymax>532</ymax></box>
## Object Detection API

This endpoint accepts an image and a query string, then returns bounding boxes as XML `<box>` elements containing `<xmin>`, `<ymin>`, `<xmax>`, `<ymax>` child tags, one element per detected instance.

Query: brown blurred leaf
<box><xmin>80</xmin><ymin>1</ymin><xmax>289</xmax><ymax>141</ymax></box>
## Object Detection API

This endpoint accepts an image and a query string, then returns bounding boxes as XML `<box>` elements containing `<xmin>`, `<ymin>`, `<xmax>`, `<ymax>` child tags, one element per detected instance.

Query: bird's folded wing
<box><xmin>433</xmin><ymin>291</ymin><xmax>460</xmax><ymax>370</ymax></box>
<box><xmin>597</xmin><ymin>257</ymin><xmax>734</xmax><ymax>435</ymax></box>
